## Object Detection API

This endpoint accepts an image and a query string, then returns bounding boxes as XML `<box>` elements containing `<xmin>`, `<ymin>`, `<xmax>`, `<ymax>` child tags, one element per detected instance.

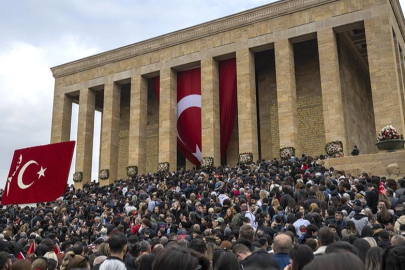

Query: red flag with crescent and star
<box><xmin>177</xmin><ymin>68</ymin><xmax>202</xmax><ymax>166</ymax></box>
<box><xmin>1</xmin><ymin>141</ymin><xmax>75</xmax><ymax>205</ymax></box>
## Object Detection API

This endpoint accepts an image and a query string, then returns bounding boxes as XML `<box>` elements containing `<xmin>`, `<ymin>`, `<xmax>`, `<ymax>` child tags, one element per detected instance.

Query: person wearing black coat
<box><xmin>280</xmin><ymin>189</ymin><xmax>293</xmax><ymax>209</ymax></box>
<box><xmin>366</xmin><ymin>183</ymin><xmax>379</xmax><ymax>214</ymax></box>
<box><xmin>351</xmin><ymin>146</ymin><xmax>359</xmax><ymax>156</ymax></box>
<box><xmin>303</xmin><ymin>191</ymin><xmax>321</xmax><ymax>210</ymax></box>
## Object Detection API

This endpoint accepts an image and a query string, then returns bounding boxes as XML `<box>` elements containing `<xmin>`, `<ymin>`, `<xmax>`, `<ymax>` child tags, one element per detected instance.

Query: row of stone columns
<box><xmin>51</xmin><ymin>14</ymin><xmax>405</xmax><ymax>187</ymax></box>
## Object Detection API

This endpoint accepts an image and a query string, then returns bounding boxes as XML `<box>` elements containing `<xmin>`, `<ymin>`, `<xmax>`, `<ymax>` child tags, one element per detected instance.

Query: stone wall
<box><xmin>53</xmin><ymin>0</ymin><xmax>394</xmax><ymax>86</ymax></box>
<box><xmin>294</xmin><ymin>39</ymin><xmax>326</xmax><ymax>157</ymax></box>
<box><xmin>256</xmin><ymin>50</ymin><xmax>280</xmax><ymax>160</ymax></box>
<box><xmin>118</xmin><ymin>81</ymin><xmax>160</xmax><ymax>176</ymax></box>
<box><xmin>117</xmin><ymin>84</ymin><xmax>130</xmax><ymax>179</ymax></box>
<box><xmin>324</xmin><ymin>150</ymin><xmax>405</xmax><ymax>179</ymax></box>
<box><xmin>146</xmin><ymin>80</ymin><xmax>159</xmax><ymax>173</ymax></box>
<box><xmin>338</xmin><ymin>34</ymin><xmax>377</xmax><ymax>155</ymax></box>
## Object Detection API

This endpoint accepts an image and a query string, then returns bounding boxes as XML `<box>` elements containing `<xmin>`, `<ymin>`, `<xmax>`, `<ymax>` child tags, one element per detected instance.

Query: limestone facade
<box><xmin>50</xmin><ymin>0</ymin><xmax>405</xmax><ymax>185</ymax></box>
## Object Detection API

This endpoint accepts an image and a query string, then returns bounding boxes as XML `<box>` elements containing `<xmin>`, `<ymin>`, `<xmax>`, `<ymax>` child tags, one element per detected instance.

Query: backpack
<box><xmin>233</xmin><ymin>213</ymin><xmax>243</xmax><ymax>227</ymax></box>
<box><xmin>259</xmin><ymin>205</ymin><xmax>269</xmax><ymax>214</ymax></box>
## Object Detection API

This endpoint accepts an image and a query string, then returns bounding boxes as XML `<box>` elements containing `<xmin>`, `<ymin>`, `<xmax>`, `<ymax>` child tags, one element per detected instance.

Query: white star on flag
<box><xmin>192</xmin><ymin>145</ymin><xmax>202</xmax><ymax>161</ymax></box>
<box><xmin>37</xmin><ymin>167</ymin><xmax>47</xmax><ymax>179</ymax></box>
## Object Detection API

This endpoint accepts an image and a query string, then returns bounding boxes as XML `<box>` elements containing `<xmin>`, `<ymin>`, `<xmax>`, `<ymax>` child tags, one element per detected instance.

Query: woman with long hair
<box><xmin>365</xmin><ymin>246</ymin><xmax>383</xmax><ymax>270</ymax></box>
<box><xmin>271</xmin><ymin>198</ymin><xmax>280</xmax><ymax>214</ymax></box>
<box><xmin>151</xmin><ymin>206</ymin><xmax>160</xmax><ymax>221</ymax></box>
<box><xmin>214</xmin><ymin>251</ymin><xmax>240</xmax><ymax>270</ymax></box>
<box><xmin>353</xmin><ymin>238</ymin><xmax>371</xmax><ymax>263</ymax></box>
<box><xmin>377</xmin><ymin>203</ymin><xmax>393</xmax><ymax>225</ymax></box>
<box><xmin>98</xmin><ymin>243</ymin><xmax>111</xmax><ymax>257</ymax></box>
<box><xmin>14</xmin><ymin>224</ymin><xmax>29</xmax><ymax>242</ymax></box>
<box><xmin>205</xmin><ymin>242</ymin><xmax>217</xmax><ymax>264</ymax></box>
<box><xmin>311</xmin><ymin>185</ymin><xmax>325</xmax><ymax>202</ymax></box>
<box><xmin>294</xmin><ymin>182</ymin><xmax>306</xmax><ymax>203</ymax></box>
<box><xmin>286</xmin><ymin>244</ymin><xmax>314</xmax><ymax>270</ymax></box>
<box><xmin>259</xmin><ymin>190</ymin><xmax>267</xmax><ymax>204</ymax></box>
<box><xmin>285</xmin><ymin>198</ymin><xmax>297</xmax><ymax>215</ymax></box>
<box><xmin>308</xmin><ymin>203</ymin><xmax>318</xmax><ymax>215</ymax></box>
<box><xmin>159</xmin><ymin>203</ymin><xmax>169</xmax><ymax>215</ymax></box>
<box><xmin>224</xmin><ymin>207</ymin><xmax>235</xmax><ymax>225</ymax></box>
<box><xmin>294</xmin><ymin>204</ymin><xmax>307</xmax><ymax>216</ymax></box>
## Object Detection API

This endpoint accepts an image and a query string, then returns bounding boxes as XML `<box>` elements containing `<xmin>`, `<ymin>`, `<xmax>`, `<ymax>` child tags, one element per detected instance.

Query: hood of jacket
<box><xmin>353</xmin><ymin>213</ymin><xmax>367</xmax><ymax>220</ymax></box>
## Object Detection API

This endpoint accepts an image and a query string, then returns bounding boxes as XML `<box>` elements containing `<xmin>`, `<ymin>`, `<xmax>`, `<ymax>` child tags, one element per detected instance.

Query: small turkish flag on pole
<box><xmin>27</xmin><ymin>242</ymin><xmax>35</xmax><ymax>255</ymax></box>
<box><xmin>17</xmin><ymin>252</ymin><xmax>25</xmax><ymax>260</ymax></box>
<box><xmin>1</xmin><ymin>141</ymin><xmax>75</xmax><ymax>205</ymax></box>
<box><xmin>378</xmin><ymin>180</ymin><xmax>386</xmax><ymax>195</ymax></box>
<box><xmin>379</xmin><ymin>180</ymin><xmax>386</xmax><ymax>195</ymax></box>
<box><xmin>54</xmin><ymin>244</ymin><xmax>60</xmax><ymax>254</ymax></box>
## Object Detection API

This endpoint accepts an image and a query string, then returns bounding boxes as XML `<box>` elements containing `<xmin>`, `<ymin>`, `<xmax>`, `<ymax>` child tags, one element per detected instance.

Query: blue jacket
<box><xmin>273</xmin><ymin>253</ymin><xmax>290</xmax><ymax>270</ymax></box>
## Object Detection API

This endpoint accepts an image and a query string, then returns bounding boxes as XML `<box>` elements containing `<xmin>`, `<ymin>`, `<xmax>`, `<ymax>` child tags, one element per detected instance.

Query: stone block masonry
<box><xmin>49</xmin><ymin>0</ymin><xmax>405</xmax><ymax>184</ymax></box>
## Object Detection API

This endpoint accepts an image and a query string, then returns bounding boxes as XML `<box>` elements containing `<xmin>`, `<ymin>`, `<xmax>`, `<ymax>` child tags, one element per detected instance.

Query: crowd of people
<box><xmin>0</xmin><ymin>155</ymin><xmax>405</xmax><ymax>270</ymax></box>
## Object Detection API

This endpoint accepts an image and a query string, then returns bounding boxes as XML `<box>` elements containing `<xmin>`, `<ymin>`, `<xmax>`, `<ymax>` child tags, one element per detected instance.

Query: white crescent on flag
<box><xmin>177</xmin><ymin>94</ymin><xmax>201</xmax><ymax>119</ymax></box>
<box><xmin>176</xmin><ymin>67</ymin><xmax>202</xmax><ymax>165</ymax></box>
<box><xmin>177</xmin><ymin>94</ymin><xmax>202</xmax><ymax>161</ymax></box>
<box><xmin>17</xmin><ymin>160</ymin><xmax>38</xmax><ymax>189</ymax></box>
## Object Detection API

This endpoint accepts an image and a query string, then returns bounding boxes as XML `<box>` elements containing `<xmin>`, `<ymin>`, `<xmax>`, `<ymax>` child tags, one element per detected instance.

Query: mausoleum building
<box><xmin>50</xmin><ymin>0</ymin><xmax>405</xmax><ymax>187</ymax></box>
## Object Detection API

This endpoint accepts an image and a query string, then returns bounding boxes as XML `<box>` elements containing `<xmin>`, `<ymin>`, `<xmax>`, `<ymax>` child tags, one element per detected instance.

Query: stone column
<box><xmin>275</xmin><ymin>39</ymin><xmax>299</xmax><ymax>154</ymax></box>
<box><xmin>318</xmin><ymin>28</ymin><xmax>348</xmax><ymax>154</ymax></box>
<box><xmin>75</xmin><ymin>88</ymin><xmax>95</xmax><ymax>188</ymax></box>
<box><xmin>236</xmin><ymin>48</ymin><xmax>259</xmax><ymax>161</ymax></box>
<box><xmin>201</xmin><ymin>58</ymin><xmax>221</xmax><ymax>166</ymax></box>
<box><xmin>393</xmin><ymin>37</ymin><xmax>405</xmax><ymax>126</ymax></box>
<box><xmin>365</xmin><ymin>15</ymin><xmax>405</xmax><ymax>136</ymax></box>
<box><xmin>128</xmin><ymin>75</ymin><xmax>148</xmax><ymax>175</ymax></box>
<box><xmin>100</xmin><ymin>81</ymin><xmax>121</xmax><ymax>184</ymax></box>
<box><xmin>50</xmin><ymin>93</ymin><xmax>72</xmax><ymax>143</ymax></box>
<box><xmin>159</xmin><ymin>68</ymin><xmax>177</xmax><ymax>169</ymax></box>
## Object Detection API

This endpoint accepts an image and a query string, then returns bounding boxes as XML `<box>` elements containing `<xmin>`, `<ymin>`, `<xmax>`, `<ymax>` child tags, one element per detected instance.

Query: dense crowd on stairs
<box><xmin>0</xmin><ymin>155</ymin><xmax>405</xmax><ymax>270</ymax></box>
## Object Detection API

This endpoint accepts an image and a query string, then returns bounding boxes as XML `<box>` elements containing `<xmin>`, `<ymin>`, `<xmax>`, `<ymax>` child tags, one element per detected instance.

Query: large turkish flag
<box><xmin>177</xmin><ymin>68</ymin><xmax>201</xmax><ymax>166</ymax></box>
<box><xmin>1</xmin><ymin>141</ymin><xmax>75</xmax><ymax>205</ymax></box>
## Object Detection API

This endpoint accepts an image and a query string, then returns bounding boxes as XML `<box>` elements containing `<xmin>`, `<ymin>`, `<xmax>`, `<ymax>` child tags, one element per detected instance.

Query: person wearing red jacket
<box><xmin>131</xmin><ymin>218</ymin><xmax>141</xmax><ymax>234</ymax></box>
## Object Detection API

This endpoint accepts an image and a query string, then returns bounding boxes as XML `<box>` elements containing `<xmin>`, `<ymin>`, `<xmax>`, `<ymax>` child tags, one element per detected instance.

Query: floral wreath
<box><xmin>99</xmin><ymin>169</ymin><xmax>109</xmax><ymax>180</ymax></box>
<box><xmin>126</xmin><ymin>166</ymin><xmax>138</xmax><ymax>177</ymax></box>
<box><xmin>201</xmin><ymin>157</ymin><xmax>214</xmax><ymax>168</ymax></box>
<box><xmin>377</xmin><ymin>125</ymin><xmax>402</xmax><ymax>142</ymax></box>
<box><xmin>73</xmin><ymin>172</ymin><xmax>83</xmax><ymax>182</ymax></box>
<box><xmin>280</xmin><ymin>147</ymin><xmax>295</xmax><ymax>160</ymax></box>
<box><xmin>158</xmin><ymin>162</ymin><xmax>169</xmax><ymax>172</ymax></box>
<box><xmin>325</xmin><ymin>141</ymin><xmax>343</xmax><ymax>156</ymax></box>
<box><xmin>238</xmin><ymin>153</ymin><xmax>253</xmax><ymax>165</ymax></box>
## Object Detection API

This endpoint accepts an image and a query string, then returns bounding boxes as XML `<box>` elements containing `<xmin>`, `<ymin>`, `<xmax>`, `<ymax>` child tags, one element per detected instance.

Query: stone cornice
<box><xmin>390</xmin><ymin>0</ymin><xmax>405</xmax><ymax>41</ymax></box>
<box><xmin>51</xmin><ymin>0</ymin><xmax>341</xmax><ymax>78</ymax></box>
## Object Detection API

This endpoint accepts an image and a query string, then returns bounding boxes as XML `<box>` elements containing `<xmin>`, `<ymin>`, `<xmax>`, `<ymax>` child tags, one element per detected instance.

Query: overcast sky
<box><xmin>1</xmin><ymin>0</ymin><xmax>405</xmax><ymax>190</ymax></box>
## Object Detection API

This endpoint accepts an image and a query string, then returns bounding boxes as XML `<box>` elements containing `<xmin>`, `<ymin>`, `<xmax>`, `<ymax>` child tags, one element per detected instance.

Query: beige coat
<box><xmin>394</xmin><ymin>215</ymin><xmax>405</xmax><ymax>233</ymax></box>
